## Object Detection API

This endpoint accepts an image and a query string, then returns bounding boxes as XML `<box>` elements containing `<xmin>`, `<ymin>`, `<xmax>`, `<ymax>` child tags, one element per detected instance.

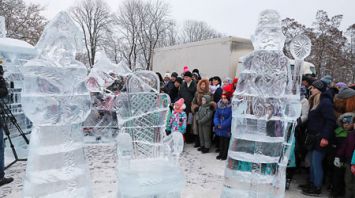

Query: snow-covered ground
<box><xmin>1</xmin><ymin>143</ymin><xmax>327</xmax><ymax>198</ymax></box>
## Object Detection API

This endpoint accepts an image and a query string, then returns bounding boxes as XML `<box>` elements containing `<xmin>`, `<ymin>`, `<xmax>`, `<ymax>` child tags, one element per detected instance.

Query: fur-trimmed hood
<box><xmin>197</xmin><ymin>79</ymin><xmax>210</xmax><ymax>94</ymax></box>
<box><xmin>337</xmin><ymin>112</ymin><xmax>355</xmax><ymax>127</ymax></box>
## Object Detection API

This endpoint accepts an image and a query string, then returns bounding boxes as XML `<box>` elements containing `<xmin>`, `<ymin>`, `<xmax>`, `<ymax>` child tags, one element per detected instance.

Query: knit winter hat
<box><xmin>223</xmin><ymin>84</ymin><xmax>234</xmax><ymax>99</ymax></box>
<box><xmin>321</xmin><ymin>75</ymin><xmax>333</xmax><ymax>86</ymax></box>
<box><xmin>312</xmin><ymin>80</ymin><xmax>327</xmax><ymax>92</ymax></box>
<box><xmin>335</xmin><ymin>82</ymin><xmax>347</xmax><ymax>89</ymax></box>
<box><xmin>183</xmin><ymin>66</ymin><xmax>190</xmax><ymax>73</ymax></box>
<box><xmin>201</xmin><ymin>95</ymin><xmax>212</xmax><ymax>106</ymax></box>
<box><xmin>174</xmin><ymin>98</ymin><xmax>185</xmax><ymax>112</ymax></box>
<box><xmin>337</xmin><ymin>87</ymin><xmax>355</xmax><ymax>99</ymax></box>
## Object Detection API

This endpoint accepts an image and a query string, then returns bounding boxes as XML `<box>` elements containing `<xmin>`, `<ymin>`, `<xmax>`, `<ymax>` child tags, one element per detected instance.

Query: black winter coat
<box><xmin>178</xmin><ymin>81</ymin><xmax>196</xmax><ymax>114</ymax></box>
<box><xmin>169</xmin><ymin>86</ymin><xmax>179</xmax><ymax>103</ymax></box>
<box><xmin>0</xmin><ymin>76</ymin><xmax>8</xmax><ymax>98</ymax></box>
<box><xmin>307</xmin><ymin>91</ymin><xmax>336</xmax><ymax>150</ymax></box>
<box><xmin>213</xmin><ymin>87</ymin><xmax>223</xmax><ymax>103</ymax></box>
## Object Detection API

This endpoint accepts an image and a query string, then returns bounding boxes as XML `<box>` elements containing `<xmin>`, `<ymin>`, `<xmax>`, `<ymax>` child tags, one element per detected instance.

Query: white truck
<box><xmin>152</xmin><ymin>36</ymin><xmax>253</xmax><ymax>79</ymax></box>
<box><xmin>152</xmin><ymin>36</ymin><xmax>316</xmax><ymax>79</ymax></box>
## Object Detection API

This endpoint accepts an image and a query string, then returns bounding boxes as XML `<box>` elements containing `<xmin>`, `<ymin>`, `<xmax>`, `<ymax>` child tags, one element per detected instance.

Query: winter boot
<box><xmin>302</xmin><ymin>186</ymin><xmax>322</xmax><ymax>197</ymax></box>
<box><xmin>0</xmin><ymin>177</ymin><xmax>14</xmax><ymax>187</ymax></box>
<box><xmin>201</xmin><ymin>147</ymin><xmax>209</xmax><ymax>153</ymax></box>
<box><xmin>198</xmin><ymin>147</ymin><xmax>205</xmax><ymax>151</ymax></box>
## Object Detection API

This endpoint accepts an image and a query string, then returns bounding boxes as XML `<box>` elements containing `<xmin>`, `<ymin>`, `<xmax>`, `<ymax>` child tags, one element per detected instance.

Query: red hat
<box><xmin>222</xmin><ymin>84</ymin><xmax>234</xmax><ymax>99</ymax></box>
<box><xmin>233</xmin><ymin>77</ymin><xmax>238</xmax><ymax>84</ymax></box>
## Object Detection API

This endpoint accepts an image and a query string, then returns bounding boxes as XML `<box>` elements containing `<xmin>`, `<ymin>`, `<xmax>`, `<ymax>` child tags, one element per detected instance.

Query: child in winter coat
<box><xmin>213</xmin><ymin>94</ymin><xmax>232</xmax><ymax>160</ymax></box>
<box><xmin>195</xmin><ymin>95</ymin><xmax>215</xmax><ymax>153</ymax></box>
<box><xmin>331</xmin><ymin>113</ymin><xmax>355</xmax><ymax>197</ymax></box>
<box><xmin>168</xmin><ymin>98</ymin><xmax>187</xmax><ymax>135</ymax></box>
<box><xmin>335</xmin><ymin>115</ymin><xmax>355</xmax><ymax>197</ymax></box>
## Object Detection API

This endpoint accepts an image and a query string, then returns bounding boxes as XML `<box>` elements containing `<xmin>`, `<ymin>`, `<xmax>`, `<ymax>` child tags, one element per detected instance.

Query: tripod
<box><xmin>0</xmin><ymin>99</ymin><xmax>29</xmax><ymax>169</ymax></box>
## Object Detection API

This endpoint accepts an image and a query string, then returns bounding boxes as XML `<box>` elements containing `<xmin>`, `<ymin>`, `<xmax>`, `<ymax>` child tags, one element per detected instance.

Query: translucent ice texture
<box><xmin>221</xmin><ymin>10</ymin><xmax>310</xmax><ymax>198</ymax></box>
<box><xmin>21</xmin><ymin>12</ymin><xmax>92</xmax><ymax>198</ymax></box>
<box><xmin>252</xmin><ymin>10</ymin><xmax>286</xmax><ymax>51</ymax></box>
<box><xmin>0</xmin><ymin>16</ymin><xmax>6</xmax><ymax>38</ymax></box>
<box><xmin>115</xmin><ymin>77</ymin><xmax>184</xmax><ymax>197</ymax></box>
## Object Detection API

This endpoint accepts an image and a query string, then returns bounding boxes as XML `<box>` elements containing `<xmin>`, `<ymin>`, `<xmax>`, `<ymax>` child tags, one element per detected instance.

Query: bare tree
<box><xmin>0</xmin><ymin>0</ymin><xmax>47</xmax><ymax>45</ymax></box>
<box><xmin>180</xmin><ymin>20</ymin><xmax>222</xmax><ymax>43</ymax></box>
<box><xmin>136</xmin><ymin>0</ymin><xmax>172</xmax><ymax>70</ymax></box>
<box><xmin>282</xmin><ymin>10</ymin><xmax>353</xmax><ymax>83</ymax></box>
<box><xmin>116</xmin><ymin>0</ymin><xmax>173</xmax><ymax>70</ymax></box>
<box><xmin>71</xmin><ymin>0</ymin><xmax>114</xmax><ymax>68</ymax></box>
<box><xmin>102</xmin><ymin>27</ymin><xmax>123</xmax><ymax>64</ymax></box>
<box><xmin>115</xmin><ymin>0</ymin><xmax>142</xmax><ymax>69</ymax></box>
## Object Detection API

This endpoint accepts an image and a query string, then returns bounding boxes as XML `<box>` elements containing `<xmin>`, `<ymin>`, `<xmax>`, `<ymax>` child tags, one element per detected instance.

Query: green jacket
<box><xmin>335</xmin><ymin>127</ymin><xmax>348</xmax><ymax>138</ymax></box>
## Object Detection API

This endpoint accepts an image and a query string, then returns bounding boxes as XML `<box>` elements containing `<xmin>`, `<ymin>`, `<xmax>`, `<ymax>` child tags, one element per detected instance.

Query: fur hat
<box><xmin>312</xmin><ymin>80</ymin><xmax>327</xmax><ymax>92</ymax></box>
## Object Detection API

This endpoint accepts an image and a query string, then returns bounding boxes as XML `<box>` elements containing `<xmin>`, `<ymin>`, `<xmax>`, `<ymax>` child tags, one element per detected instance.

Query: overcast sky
<box><xmin>26</xmin><ymin>0</ymin><xmax>355</xmax><ymax>39</ymax></box>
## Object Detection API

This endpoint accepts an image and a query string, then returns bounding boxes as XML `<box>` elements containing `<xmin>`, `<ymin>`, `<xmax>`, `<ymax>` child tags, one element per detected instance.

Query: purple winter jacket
<box><xmin>336</xmin><ymin>130</ymin><xmax>355</xmax><ymax>164</ymax></box>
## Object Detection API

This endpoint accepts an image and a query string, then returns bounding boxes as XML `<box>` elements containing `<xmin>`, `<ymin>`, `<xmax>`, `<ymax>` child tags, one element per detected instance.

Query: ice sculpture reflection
<box><xmin>221</xmin><ymin>10</ymin><xmax>310</xmax><ymax>198</ymax></box>
<box><xmin>21</xmin><ymin>12</ymin><xmax>92</xmax><ymax>198</ymax></box>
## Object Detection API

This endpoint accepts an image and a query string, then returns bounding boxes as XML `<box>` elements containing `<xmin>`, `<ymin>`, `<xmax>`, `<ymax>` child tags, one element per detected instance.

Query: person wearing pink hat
<box><xmin>167</xmin><ymin>98</ymin><xmax>187</xmax><ymax>135</ymax></box>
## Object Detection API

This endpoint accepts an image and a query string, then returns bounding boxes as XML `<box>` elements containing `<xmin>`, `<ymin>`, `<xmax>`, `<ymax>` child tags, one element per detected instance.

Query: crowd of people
<box><xmin>292</xmin><ymin>75</ymin><xmax>355</xmax><ymax>197</ymax></box>
<box><xmin>161</xmin><ymin>67</ymin><xmax>236</xmax><ymax>161</ymax></box>
<box><xmin>160</xmin><ymin>67</ymin><xmax>355</xmax><ymax>197</ymax></box>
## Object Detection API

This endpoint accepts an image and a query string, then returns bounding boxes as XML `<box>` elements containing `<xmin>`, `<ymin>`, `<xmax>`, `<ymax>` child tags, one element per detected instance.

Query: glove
<box><xmin>333</xmin><ymin>157</ymin><xmax>341</xmax><ymax>168</ymax></box>
<box><xmin>351</xmin><ymin>165</ymin><xmax>355</xmax><ymax>175</ymax></box>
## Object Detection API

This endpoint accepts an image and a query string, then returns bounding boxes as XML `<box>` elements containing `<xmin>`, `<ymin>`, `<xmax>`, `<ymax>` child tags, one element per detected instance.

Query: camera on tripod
<box><xmin>0</xmin><ymin>61</ymin><xmax>29</xmax><ymax>169</ymax></box>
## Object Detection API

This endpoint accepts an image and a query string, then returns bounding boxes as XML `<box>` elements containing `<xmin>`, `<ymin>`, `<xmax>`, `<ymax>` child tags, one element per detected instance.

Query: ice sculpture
<box><xmin>21</xmin><ymin>12</ymin><xmax>92</xmax><ymax>198</ymax></box>
<box><xmin>83</xmin><ymin>51</ymin><xmax>185</xmax><ymax>196</ymax></box>
<box><xmin>0</xmin><ymin>16</ymin><xmax>6</xmax><ymax>38</ymax></box>
<box><xmin>115</xmin><ymin>70</ymin><xmax>184</xmax><ymax>197</ymax></box>
<box><xmin>0</xmin><ymin>16</ymin><xmax>37</xmax><ymax>162</ymax></box>
<box><xmin>221</xmin><ymin>10</ymin><xmax>310</xmax><ymax>198</ymax></box>
<box><xmin>83</xmin><ymin>52</ymin><xmax>131</xmax><ymax>142</ymax></box>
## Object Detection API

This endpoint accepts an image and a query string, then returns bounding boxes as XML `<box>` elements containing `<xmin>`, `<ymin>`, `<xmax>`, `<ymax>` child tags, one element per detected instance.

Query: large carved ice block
<box><xmin>115</xmin><ymin>89</ymin><xmax>184</xmax><ymax>197</ymax></box>
<box><xmin>21</xmin><ymin>12</ymin><xmax>92</xmax><ymax>198</ymax></box>
<box><xmin>221</xmin><ymin>10</ymin><xmax>310</xmax><ymax>198</ymax></box>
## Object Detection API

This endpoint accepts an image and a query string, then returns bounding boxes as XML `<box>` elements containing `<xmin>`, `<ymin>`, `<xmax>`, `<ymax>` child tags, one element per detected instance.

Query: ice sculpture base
<box><xmin>117</xmin><ymin>158</ymin><xmax>184</xmax><ymax>198</ymax></box>
<box><xmin>23</xmin><ymin>124</ymin><xmax>92</xmax><ymax>198</ymax></box>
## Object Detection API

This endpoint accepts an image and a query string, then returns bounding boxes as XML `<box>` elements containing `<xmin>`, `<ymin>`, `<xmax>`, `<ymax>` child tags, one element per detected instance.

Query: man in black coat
<box><xmin>163</xmin><ymin>72</ymin><xmax>178</xmax><ymax>94</ymax></box>
<box><xmin>178</xmin><ymin>71</ymin><xmax>196</xmax><ymax>143</ymax></box>
<box><xmin>0</xmin><ymin>65</ymin><xmax>13</xmax><ymax>186</ymax></box>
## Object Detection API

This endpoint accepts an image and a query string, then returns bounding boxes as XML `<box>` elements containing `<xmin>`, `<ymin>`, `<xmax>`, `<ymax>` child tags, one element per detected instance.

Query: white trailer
<box><xmin>152</xmin><ymin>36</ymin><xmax>253</xmax><ymax>79</ymax></box>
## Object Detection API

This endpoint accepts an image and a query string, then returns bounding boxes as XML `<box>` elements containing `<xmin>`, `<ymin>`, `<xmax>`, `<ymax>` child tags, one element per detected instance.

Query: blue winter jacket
<box><xmin>213</xmin><ymin>101</ymin><xmax>232</xmax><ymax>137</ymax></box>
<box><xmin>306</xmin><ymin>91</ymin><xmax>336</xmax><ymax>150</ymax></box>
